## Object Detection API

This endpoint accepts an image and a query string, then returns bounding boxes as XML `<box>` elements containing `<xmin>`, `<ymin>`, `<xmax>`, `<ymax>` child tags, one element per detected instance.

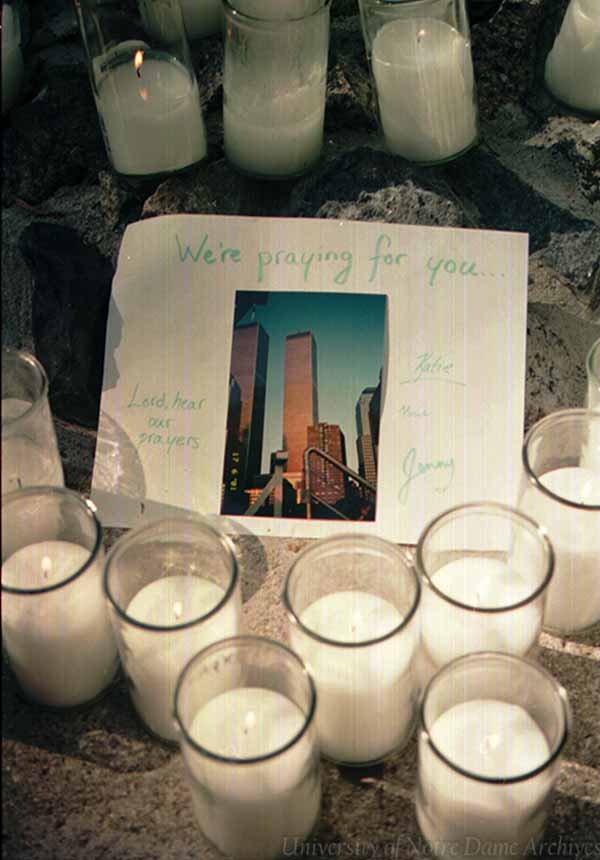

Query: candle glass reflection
<box><xmin>74</xmin><ymin>0</ymin><xmax>207</xmax><ymax>178</ymax></box>
<box><xmin>284</xmin><ymin>534</ymin><xmax>421</xmax><ymax>766</ymax></box>
<box><xmin>358</xmin><ymin>0</ymin><xmax>479</xmax><ymax>164</ymax></box>
<box><xmin>417</xmin><ymin>653</ymin><xmax>571</xmax><ymax>859</ymax></box>
<box><xmin>2</xmin><ymin>347</ymin><xmax>64</xmax><ymax>494</ymax></box>
<box><xmin>518</xmin><ymin>408</ymin><xmax>600</xmax><ymax>634</ymax></box>
<box><xmin>586</xmin><ymin>336</ymin><xmax>600</xmax><ymax>410</ymax></box>
<box><xmin>2</xmin><ymin>0</ymin><xmax>25</xmax><ymax>114</ymax></box>
<box><xmin>222</xmin><ymin>0</ymin><xmax>330</xmax><ymax>179</ymax></box>
<box><xmin>104</xmin><ymin>516</ymin><xmax>241</xmax><ymax>743</ymax></box>
<box><xmin>416</xmin><ymin>502</ymin><xmax>553</xmax><ymax>686</ymax></box>
<box><xmin>1</xmin><ymin>487</ymin><xmax>118</xmax><ymax>707</ymax></box>
<box><xmin>544</xmin><ymin>0</ymin><xmax>600</xmax><ymax>117</ymax></box>
<box><xmin>174</xmin><ymin>636</ymin><xmax>320</xmax><ymax>860</ymax></box>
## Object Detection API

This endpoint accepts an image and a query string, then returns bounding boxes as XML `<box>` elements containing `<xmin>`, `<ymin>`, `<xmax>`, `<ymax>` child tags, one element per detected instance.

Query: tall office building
<box><xmin>228</xmin><ymin>322</ymin><xmax>269</xmax><ymax>490</ymax></box>
<box><xmin>355</xmin><ymin>387</ymin><xmax>377</xmax><ymax>487</ymax></box>
<box><xmin>282</xmin><ymin>331</ymin><xmax>318</xmax><ymax>490</ymax></box>
<box><xmin>306</xmin><ymin>423</ymin><xmax>347</xmax><ymax>506</ymax></box>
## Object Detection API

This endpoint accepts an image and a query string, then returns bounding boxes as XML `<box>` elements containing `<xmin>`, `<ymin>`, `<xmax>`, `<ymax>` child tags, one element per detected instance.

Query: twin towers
<box><xmin>223</xmin><ymin>322</ymin><xmax>378</xmax><ymax>518</ymax></box>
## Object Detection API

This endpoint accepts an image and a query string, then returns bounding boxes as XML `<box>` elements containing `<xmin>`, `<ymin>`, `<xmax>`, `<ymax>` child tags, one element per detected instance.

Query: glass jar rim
<box><xmin>223</xmin><ymin>0</ymin><xmax>331</xmax><ymax>25</ymax></box>
<box><xmin>103</xmin><ymin>515</ymin><xmax>240</xmax><ymax>632</ymax></box>
<box><xmin>419</xmin><ymin>651</ymin><xmax>571</xmax><ymax>784</ymax></box>
<box><xmin>586</xmin><ymin>336</ymin><xmax>600</xmax><ymax>387</ymax></box>
<box><xmin>174</xmin><ymin>634</ymin><xmax>318</xmax><ymax>764</ymax></box>
<box><xmin>283</xmin><ymin>533</ymin><xmax>421</xmax><ymax>648</ymax></box>
<box><xmin>1</xmin><ymin>487</ymin><xmax>103</xmax><ymax>595</ymax></box>
<box><xmin>522</xmin><ymin>408</ymin><xmax>600</xmax><ymax>511</ymax></box>
<box><xmin>415</xmin><ymin>501</ymin><xmax>555</xmax><ymax>613</ymax></box>
<box><xmin>1</xmin><ymin>347</ymin><xmax>50</xmax><ymax>431</ymax></box>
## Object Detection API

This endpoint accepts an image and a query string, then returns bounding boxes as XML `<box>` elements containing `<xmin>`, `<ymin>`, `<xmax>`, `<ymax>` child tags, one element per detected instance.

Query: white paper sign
<box><xmin>91</xmin><ymin>214</ymin><xmax>528</xmax><ymax>544</ymax></box>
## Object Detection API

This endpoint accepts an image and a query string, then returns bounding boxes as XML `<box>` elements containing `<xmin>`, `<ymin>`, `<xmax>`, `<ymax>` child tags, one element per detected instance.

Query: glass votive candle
<box><xmin>222</xmin><ymin>0</ymin><xmax>331</xmax><ymax>179</ymax></box>
<box><xmin>358</xmin><ymin>0</ymin><xmax>479</xmax><ymax>164</ymax></box>
<box><xmin>416</xmin><ymin>653</ymin><xmax>571</xmax><ymax>859</ymax></box>
<box><xmin>174</xmin><ymin>635</ymin><xmax>320</xmax><ymax>860</ymax></box>
<box><xmin>586</xmin><ymin>336</ymin><xmax>600</xmax><ymax>410</ymax></box>
<box><xmin>2</xmin><ymin>0</ymin><xmax>25</xmax><ymax>115</ymax></box>
<box><xmin>519</xmin><ymin>409</ymin><xmax>600</xmax><ymax>635</ymax></box>
<box><xmin>544</xmin><ymin>0</ymin><xmax>600</xmax><ymax>117</ymax></box>
<box><xmin>284</xmin><ymin>534</ymin><xmax>421</xmax><ymax>766</ymax></box>
<box><xmin>1</xmin><ymin>487</ymin><xmax>119</xmax><ymax>707</ymax></box>
<box><xmin>2</xmin><ymin>347</ymin><xmax>64</xmax><ymax>494</ymax></box>
<box><xmin>416</xmin><ymin>502</ymin><xmax>554</xmax><ymax>684</ymax></box>
<box><xmin>74</xmin><ymin>0</ymin><xmax>207</xmax><ymax>178</ymax></box>
<box><xmin>104</xmin><ymin>516</ymin><xmax>241</xmax><ymax>743</ymax></box>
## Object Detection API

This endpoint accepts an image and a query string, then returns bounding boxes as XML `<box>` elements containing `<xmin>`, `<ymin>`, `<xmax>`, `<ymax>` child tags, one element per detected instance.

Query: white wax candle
<box><xmin>95</xmin><ymin>52</ymin><xmax>207</xmax><ymax>176</ymax></box>
<box><xmin>544</xmin><ymin>0</ymin><xmax>600</xmax><ymax>115</ymax></box>
<box><xmin>418</xmin><ymin>699</ymin><xmax>552</xmax><ymax>857</ymax></box>
<box><xmin>1</xmin><ymin>4</ymin><xmax>24</xmax><ymax>115</ymax></box>
<box><xmin>1</xmin><ymin>540</ymin><xmax>118</xmax><ymax>707</ymax></box>
<box><xmin>2</xmin><ymin>397</ymin><xmax>64</xmax><ymax>493</ymax></box>
<box><xmin>289</xmin><ymin>590</ymin><xmax>418</xmax><ymax>763</ymax></box>
<box><xmin>421</xmin><ymin>557</ymin><xmax>542</xmax><ymax>678</ymax></box>
<box><xmin>371</xmin><ymin>17</ymin><xmax>478</xmax><ymax>163</ymax></box>
<box><xmin>521</xmin><ymin>466</ymin><xmax>600</xmax><ymax>633</ymax></box>
<box><xmin>121</xmin><ymin>574</ymin><xmax>239</xmax><ymax>741</ymax></box>
<box><xmin>185</xmin><ymin>687</ymin><xmax>320</xmax><ymax>860</ymax></box>
<box><xmin>224</xmin><ymin>80</ymin><xmax>325</xmax><ymax>177</ymax></box>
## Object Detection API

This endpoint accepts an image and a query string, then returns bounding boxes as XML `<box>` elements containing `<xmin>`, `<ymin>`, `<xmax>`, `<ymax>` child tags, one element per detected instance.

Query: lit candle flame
<box><xmin>41</xmin><ymin>556</ymin><xmax>52</xmax><ymax>579</ymax></box>
<box><xmin>351</xmin><ymin>609</ymin><xmax>362</xmax><ymax>636</ymax></box>
<box><xmin>134</xmin><ymin>50</ymin><xmax>144</xmax><ymax>78</ymax></box>
<box><xmin>243</xmin><ymin>710</ymin><xmax>256</xmax><ymax>735</ymax></box>
<box><xmin>173</xmin><ymin>601</ymin><xmax>183</xmax><ymax>620</ymax></box>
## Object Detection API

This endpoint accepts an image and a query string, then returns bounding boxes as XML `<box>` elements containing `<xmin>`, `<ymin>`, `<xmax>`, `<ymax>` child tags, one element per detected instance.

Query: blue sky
<box><xmin>236</xmin><ymin>291</ymin><xmax>386</xmax><ymax>472</ymax></box>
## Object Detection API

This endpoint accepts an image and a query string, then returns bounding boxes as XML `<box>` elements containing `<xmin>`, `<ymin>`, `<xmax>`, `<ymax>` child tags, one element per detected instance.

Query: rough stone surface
<box><xmin>2</xmin><ymin>0</ymin><xmax>600</xmax><ymax>858</ymax></box>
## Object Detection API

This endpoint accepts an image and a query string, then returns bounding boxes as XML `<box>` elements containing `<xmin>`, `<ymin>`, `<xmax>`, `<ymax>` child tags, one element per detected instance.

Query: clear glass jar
<box><xmin>417</xmin><ymin>652</ymin><xmax>571</xmax><ymax>859</ymax></box>
<box><xmin>284</xmin><ymin>533</ymin><xmax>421</xmax><ymax>765</ymax></box>
<box><xmin>222</xmin><ymin>0</ymin><xmax>331</xmax><ymax>179</ymax></box>
<box><xmin>174</xmin><ymin>635</ymin><xmax>320</xmax><ymax>860</ymax></box>
<box><xmin>416</xmin><ymin>502</ymin><xmax>554</xmax><ymax>685</ymax></box>
<box><xmin>73</xmin><ymin>0</ymin><xmax>207</xmax><ymax>177</ymax></box>
<box><xmin>358</xmin><ymin>0</ymin><xmax>479</xmax><ymax>163</ymax></box>
<box><xmin>1</xmin><ymin>487</ymin><xmax>119</xmax><ymax>707</ymax></box>
<box><xmin>104</xmin><ymin>515</ymin><xmax>241</xmax><ymax>743</ymax></box>
<box><xmin>519</xmin><ymin>408</ymin><xmax>600</xmax><ymax>634</ymax></box>
<box><xmin>544</xmin><ymin>0</ymin><xmax>600</xmax><ymax>117</ymax></box>
<box><xmin>2</xmin><ymin>0</ymin><xmax>25</xmax><ymax>114</ymax></box>
<box><xmin>2</xmin><ymin>347</ymin><xmax>64</xmax><ymax>494</ymax></box>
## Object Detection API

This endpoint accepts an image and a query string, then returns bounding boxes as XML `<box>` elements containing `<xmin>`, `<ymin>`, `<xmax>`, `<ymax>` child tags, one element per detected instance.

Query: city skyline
<box><xmin>236</xmin><ymin>291</ymin><xmax>386</xmax><ymax>473</ymax></box>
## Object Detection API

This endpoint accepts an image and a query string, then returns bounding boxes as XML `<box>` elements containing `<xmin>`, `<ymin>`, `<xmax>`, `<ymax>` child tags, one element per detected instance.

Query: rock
<box><xmin>288</xmin><ymin>147</ymin><xmax>465</xmax><ymax>224</ymax></box>
<box><xmin>141</xmin><ymin>158</ymin><xmax>244</xmax><ymax>218</ymax></box>
<box><xmin>325</xmin><ymin>18</ymin><xmax>375</xmax><ymax>132</ymax></box>
<box><xmin>1</xmin><ymin>207</ymin><xmax>36</xmax><ymax>351</ymax></box>
<box><xmin>525</xmin><ymin>303</ymin><xmax>599</xmax><ymax>430</ymax></box>
<box><xmin>316</xmin><ymin>183</ymin><xmax>464</xmax><ymax>226</ymax></box>
<box><xmin>19</xmin><ymin>222</ymin><xmax>114</xmax><ymax>428</ymax></box>
<box><xmin>471</xmin><ymin>0</ymin><xmax>546</xmax><ymax>120</ymax></box>
<box><xmin>4</xmin><ymin>70</ymin><xmax>107</xmax><ymax>205</ymax></box>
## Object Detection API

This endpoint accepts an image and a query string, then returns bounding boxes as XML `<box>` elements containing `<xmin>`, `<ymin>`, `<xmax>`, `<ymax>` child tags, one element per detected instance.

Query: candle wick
<box><xmin>480</xmin><ymin>733</ymin><xmax>501</xmax><ymax>756</ymax></box>
<box><xmin>41</xmin><ymin>556</ymin><xmax>52</xmax><ymax>580</ymax></box>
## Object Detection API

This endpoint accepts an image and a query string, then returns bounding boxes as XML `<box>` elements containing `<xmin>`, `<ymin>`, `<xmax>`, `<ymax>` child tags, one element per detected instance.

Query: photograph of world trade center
<box><xmin>221</xmin><ymin>290</ymin><xmax>386</xmax><ymax>521</ymax></box>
